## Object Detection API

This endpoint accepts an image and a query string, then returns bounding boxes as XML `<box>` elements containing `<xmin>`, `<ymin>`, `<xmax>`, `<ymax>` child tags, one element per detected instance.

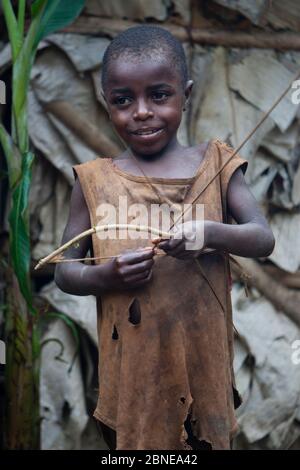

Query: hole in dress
<box><xmin>112</xmin><ymin>325</ymin><xmax>119</xmax><ymax>340</ymax></box>
<box><xmin>180</xmin><ymin>397</ymin><xmax>186</xmax><ymax>404</ymax></box>
<box><xmin>128</xmin><ymin>298</ymin><xmax>141</xmax><ymax>325</ymax></box>
<box><xmin>184</xmin><ymin>415</ymin><xmax>213</xmax><ymax>450</ymax></box>
<box><xmin>195</xmin><ymin>440</ymin><xmax>212</xmax><ymax>450</ymax></box>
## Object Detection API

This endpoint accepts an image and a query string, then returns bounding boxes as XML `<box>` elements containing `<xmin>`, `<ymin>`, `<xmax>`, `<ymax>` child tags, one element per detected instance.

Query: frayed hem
<box><xmin>93</xmin><ymin>410</ymin><xmax>116</xmax><ymax>431</ymax></box>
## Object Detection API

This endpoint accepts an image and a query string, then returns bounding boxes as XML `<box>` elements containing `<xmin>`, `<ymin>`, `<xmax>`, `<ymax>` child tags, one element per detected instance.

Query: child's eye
<box><xmin>113</xmin><ymin>96</ymin><xmax>132</xmax><ymax>106</ymax></box>
<box><xmin>152</xmin><ymin>91</ymin><xmax>170</xmax><ymax>101</ymax></box>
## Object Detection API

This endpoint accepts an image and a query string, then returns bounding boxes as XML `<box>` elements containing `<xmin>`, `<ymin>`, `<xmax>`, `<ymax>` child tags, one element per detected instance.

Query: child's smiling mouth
<box><xmin>130</xmin><ymin>127</ymin><xmax>165</xmax><ymax>140</ymax></box>
<box><xmin>130</xmin><ymin>127</ymin><xmax>163</xmax><ymax>136</ymax></box>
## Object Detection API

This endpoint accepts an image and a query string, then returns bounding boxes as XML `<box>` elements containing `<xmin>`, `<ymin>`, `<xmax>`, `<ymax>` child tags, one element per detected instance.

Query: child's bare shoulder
<box><xmin>71</xmin><ymin>178</ymin><xmax>90</xmax><ymax>222</ymax></box>
<box><xmin>61</xmin><ymin>177</ymin><xmax>92</xmax><ymax>258</ymax></box>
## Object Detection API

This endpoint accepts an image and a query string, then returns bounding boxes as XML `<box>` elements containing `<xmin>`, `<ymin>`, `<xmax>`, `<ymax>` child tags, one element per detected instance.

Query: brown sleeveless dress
<box><xmin>72</xmin><ymin>139</ymin><xmax>248</xmax><ymax>450</ymax></box>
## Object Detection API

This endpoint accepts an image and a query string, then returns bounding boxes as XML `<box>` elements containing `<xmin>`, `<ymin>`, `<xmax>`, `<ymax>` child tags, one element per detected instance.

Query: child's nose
<box><xmin>133</xmin><ymin>99</ymin><xmax>154</xmax><ymax>120</ymax></box>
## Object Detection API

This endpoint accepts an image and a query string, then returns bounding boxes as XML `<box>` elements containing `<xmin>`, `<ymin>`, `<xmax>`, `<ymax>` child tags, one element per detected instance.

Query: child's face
<box><xmin>103</xmin><ymin>56</ymin><xmax>193</xmax><ymax>157</ymax></box>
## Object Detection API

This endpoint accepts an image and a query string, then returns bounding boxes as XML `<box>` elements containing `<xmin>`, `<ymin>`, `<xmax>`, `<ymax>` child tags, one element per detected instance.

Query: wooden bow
<box><xmin>34</xmin><ymin>224</ymin><xmax>174</xmax><ymax>270</ymax></box>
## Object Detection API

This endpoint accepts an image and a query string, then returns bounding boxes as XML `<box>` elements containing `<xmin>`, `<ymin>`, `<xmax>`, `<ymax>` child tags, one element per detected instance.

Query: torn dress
<box><xmin>72</xmin><ymin>139</ymin><xmax>248</xmax><ymax>450</ymax></box>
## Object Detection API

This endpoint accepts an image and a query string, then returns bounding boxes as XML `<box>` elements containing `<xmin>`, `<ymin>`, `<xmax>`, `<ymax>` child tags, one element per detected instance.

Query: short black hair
<box><xmin>101</xmin><ymin>25</ymin><xmax>188</xmax><ymax>93</ymax></box>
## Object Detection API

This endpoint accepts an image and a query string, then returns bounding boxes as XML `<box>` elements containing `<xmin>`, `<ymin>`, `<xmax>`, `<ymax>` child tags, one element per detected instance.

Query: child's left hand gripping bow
<box><xmin>151</xmin><ymin>220</ymin><xmax>213</xmax><ymax>259</ymax></box>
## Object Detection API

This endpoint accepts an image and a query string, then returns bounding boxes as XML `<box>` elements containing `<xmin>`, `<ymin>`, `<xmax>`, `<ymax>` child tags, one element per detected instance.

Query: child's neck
<box><xmin>114</xmin><ymin>139</ymin><xmax>209</xmax><ymax>180</ymax></box>
<box><xmin>125</xmin><ymin>136</ymin><xmax>184</xmax><ymax>164</ymax></box>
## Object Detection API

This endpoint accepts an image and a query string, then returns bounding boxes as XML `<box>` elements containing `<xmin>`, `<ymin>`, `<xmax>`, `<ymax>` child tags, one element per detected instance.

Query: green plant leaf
<box><xmin>0</xmin><ymin>123</ymin><xmax>22</xmax><ymax>188</ymax></box>
<box><xmin>32</xmin><ymin>322</ymin><xmax>41</xmax><ymax>362</ymax></box>
<box><xmin>11</xmin><ymin>3</ymin><xmax>45</xmax><ymax>153</ymax></box>
<box><xmin>2</xmin><ymin>0</ymin><xmax>22</xmax><ymax>61</ymax></box>
<box><xmin>32</xmin><ymin>0</ymin><xmax>85</xmax><ymax>49</ymax></box>
<box><xmin>11</xmin><ymin>0</ymin><xmax>84</xmax><ymax>149</ymax></box>
<box><xmin>17</xmin><ymin>0</ymin><xmax>26</xmax><ymax>39</ymax></box>
<box><xmin>8</xmin><ymin>151</ymin><xmax>36</xmax><ymax>315</ymax></box>
<box><xmin>31</xmin><ymin>0</ymin><xmax>46</xmax><ymax>18</ymax></box>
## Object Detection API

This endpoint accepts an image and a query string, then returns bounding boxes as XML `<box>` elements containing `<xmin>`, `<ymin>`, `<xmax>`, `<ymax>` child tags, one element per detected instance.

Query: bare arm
<box><xmin>156</xmin><ymin>168</ymin><xmax>275</xmax><ymax>259</ymax></box>
<box><xmin>54</xmin><ymin>177</ymin><xmax>102</xmax><ymax>296</ymax></box>
<box><xmin>206</xmin><ymin>168</ymin><xmax>275</xmax><ymax>257</ymax></box>
<box><xmin>54</xmin><ymin>177</ymin><xmax>155</xmax><ymax>296</ymax></box>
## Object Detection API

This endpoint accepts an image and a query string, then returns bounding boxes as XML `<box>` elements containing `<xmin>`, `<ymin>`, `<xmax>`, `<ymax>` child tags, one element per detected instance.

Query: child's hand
<box><xmin>102</xmin><ymin>246</ymin><xmax>155</xmax><ymax>291</ymax></box>
<box><xmin>152</xmin><ymin>221</ymin><xmax>211</xmax><ymax>260</ymax></box>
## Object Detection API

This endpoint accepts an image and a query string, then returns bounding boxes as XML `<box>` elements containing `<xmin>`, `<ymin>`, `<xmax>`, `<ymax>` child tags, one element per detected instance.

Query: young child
<box><xmin>54</xmin><ymin>25</ymin><xmax>275</xmax><ymax>450</ymax></box>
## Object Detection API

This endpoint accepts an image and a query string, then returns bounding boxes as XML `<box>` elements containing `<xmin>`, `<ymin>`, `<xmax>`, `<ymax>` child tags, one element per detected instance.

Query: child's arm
<box><xmin>54</xmin><ymin>178</ymin><xmax>155</xmax><ymax>296</ymax></box>
<box><xmin>54</xmin><ymin>177</ymin><xmax>97</xmax><ymax>295</ymax></box>
<box><xmin>156</xmin><ymin>168</ymin><xmax>275</xmax><ymax>259</ymax></box>
<box><xmin>205</xmin><ymin>167</ymin><xmax>275</xmax><ymax>257</ymax></box>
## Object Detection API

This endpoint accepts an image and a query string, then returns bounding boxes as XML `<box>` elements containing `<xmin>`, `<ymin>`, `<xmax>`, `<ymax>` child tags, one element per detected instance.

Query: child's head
<box><xmin>101</xmin><ymin>25</ymin><xmax>193</xmax><ymax>158</ymax></box>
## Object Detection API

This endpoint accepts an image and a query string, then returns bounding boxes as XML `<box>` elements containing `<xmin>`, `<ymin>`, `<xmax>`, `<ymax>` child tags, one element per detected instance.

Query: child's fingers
<box><xmin>126</xmin><ymin>269</ymin><xmax>151</xmax><ymax>282</ymax></box>
<box><xmin>117</xmin><ymin>247</ymin><xmax>154</xmax><ymax>266</ymax></box>
<box><xmin>165</xmin><ymin>240</ymin><xmax>186</xmax><ymax>257</ymax></box>
<box><xmin>158</xmin><ymin>237</ymin><xmax>182</xmax><ymax>252</ymax></box>
<box><xmin>122</xmin><ymin>258</ymin><xmax>154</xmax><ymax>275</ymax></box>
<box><xmin>124</xmin><ymin>268</ymin><xmax>152</xmax><ymax>286</ymax></box>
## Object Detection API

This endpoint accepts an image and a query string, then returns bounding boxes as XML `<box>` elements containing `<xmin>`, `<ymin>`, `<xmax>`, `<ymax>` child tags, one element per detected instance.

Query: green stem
<box><xmin>17</xmin><ymin>0</ymin><xmax>26</xmax><ymax>39</ymax></box>
<box><xmin>11</xmin><ymin>3</ymin><xmax>46</xmax><ymax>152</ymax></box>
<box><xmin>2</xmin><ymin>0</ymin><xmax>21</xmax><ymax>62</ymax></box>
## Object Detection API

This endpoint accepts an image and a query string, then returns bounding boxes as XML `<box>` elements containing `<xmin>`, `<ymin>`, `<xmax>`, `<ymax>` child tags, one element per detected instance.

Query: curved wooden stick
<box><xmin>42</xmin><ymin>251</ymin><xmax>167</xmax><ymax>265</ymax></box>
<box><xmin>34</xmin><ymin>224</ymin><xmax>173</xmax><ymax>270</ymax></box>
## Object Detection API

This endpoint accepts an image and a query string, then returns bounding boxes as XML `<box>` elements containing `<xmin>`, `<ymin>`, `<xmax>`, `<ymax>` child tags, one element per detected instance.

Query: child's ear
<box><xmin>184</xmin><ymin>80</ymin><xmax>193</xmax><ymax>99</ymax></box>
<box><xmin>183</xmin><ymin>80</ymin><xmax>193</xmax><ymax>110</ymax></box>
<box><xmin>101</xmin><ymin>90</ymin><xmax>106</xmax><ymax>101</ymax></box>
